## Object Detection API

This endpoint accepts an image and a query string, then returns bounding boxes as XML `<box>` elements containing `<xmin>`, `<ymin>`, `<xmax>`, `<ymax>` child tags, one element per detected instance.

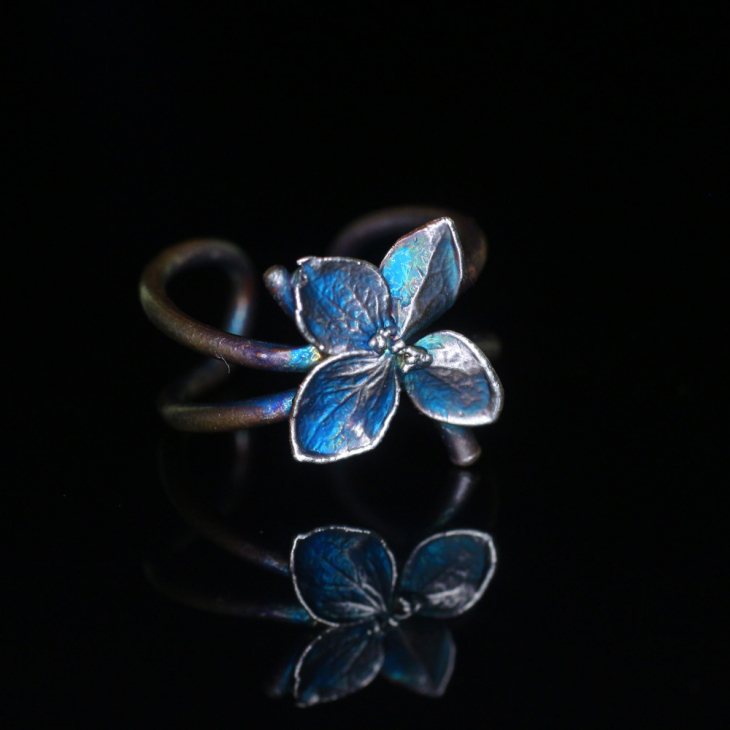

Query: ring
<box><xmin>139</xmin><ymin>207</ymin><xmax>504</xmax><ymax>465</ymax></box>
<box><xmin>147</xmin><ymin>432</ymin><xmax>498</xmax><ymax>705</ymax></box>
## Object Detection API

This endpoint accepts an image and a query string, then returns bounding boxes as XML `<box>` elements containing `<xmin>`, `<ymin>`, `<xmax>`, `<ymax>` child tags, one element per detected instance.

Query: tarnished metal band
<box><xmin>140</xmin><ymin>239</ymin><xmax>318</xmax><ymax>433</ymax></box>
<box><xmin>158</xmin><ymin>360</ymin><xmax>296</xmax><ymax>432</ymax></box>
<box><xmin>139</xmin><ymin>238</ymin><xmax>321</xmax><ymax>372</ymax></box>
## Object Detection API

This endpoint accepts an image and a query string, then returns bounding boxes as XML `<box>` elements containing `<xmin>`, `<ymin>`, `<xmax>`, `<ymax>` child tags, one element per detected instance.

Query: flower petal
<box><xmin>381</xmin><ymin>618</ymin><xmax>456</xmax><ymax>697</ymax></box>
<box><xmin>398</xmin><ymin>529</ymin><xmax>496</xmax><ymax>618</ymax></box>
<box><xmin>291</xmin><ymin>527</ymin><xmax>397</xmax><ymax>625</ymax></box>
<box><xmin>290</xmin><ymin>351</ymin><xmax>400</xmax><ymax>462</ymax></box>
<box><xmin>380</xmin><ymin>218</ymin><xmax>463</xmax><ymax>339</ymax></box>
<box><xmin>293</xmin><ymin>257</ymin><xmax>395</xmax><ymax>355</ymax></box>
<box><xmin>294</xmin><ymin>622</ymin><xmax>384</xmax><ymax>706</ymax></box>
<box><xmin>401</xmin><ymin>331</ymin><xmax>503</xmax><ymax>425</ymax></box>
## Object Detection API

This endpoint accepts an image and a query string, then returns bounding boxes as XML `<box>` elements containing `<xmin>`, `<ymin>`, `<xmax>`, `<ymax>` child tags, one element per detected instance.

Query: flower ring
<box><xmin>140</xmin><ymin>210</ymin><xmax>504</xmax><ymax>464</ymax></box>
<box><xmin>289</xmin><ymin>217</ymin><xmax>503</xmax><ymax>462</ymax></box>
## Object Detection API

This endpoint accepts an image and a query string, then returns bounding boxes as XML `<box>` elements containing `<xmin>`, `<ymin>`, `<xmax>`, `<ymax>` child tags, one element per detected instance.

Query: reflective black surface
<box><xmin>9</xmin><ymin>4</ymin><xmax>724</xmax><ymax>728</ymax></box>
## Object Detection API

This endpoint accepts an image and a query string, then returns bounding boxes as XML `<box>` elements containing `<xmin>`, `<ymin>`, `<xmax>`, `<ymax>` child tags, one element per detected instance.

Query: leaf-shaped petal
<box><xmin>381</xmin><ymin>618</ymin><xmax>456</xmax><ymax>697</ymax></box>
<box><xmin>290</xmin><ymin>351</ymin><xmax>400</xmax><ymax>462</ymax></box>
<box><xmin>293</xmin><ymin>257</ymin><xmax>396</xmax><ymax>355</ymax></box>
<box><xmin>291</xmin><ymin>527</ymin><xmax>397</xmax><ymax>625</ymax></box>
<box><xmin>380</xmin><ymin>218</ymin><xmax>463</xmax><ymax>339</ymax></box>
<box><xmin>294</xmin><ymin>623</ymin><xmax>384</xmax><ymax>706</ymax></box>
<box><xmin>398</xmin><ymin>529</ymin><xmax>496</xmax><ymax>618</ymax></box>
<box><xmin>401</xmin><ymin>331</ymin><xmax>503</xmax><ymax>425</ymax></box>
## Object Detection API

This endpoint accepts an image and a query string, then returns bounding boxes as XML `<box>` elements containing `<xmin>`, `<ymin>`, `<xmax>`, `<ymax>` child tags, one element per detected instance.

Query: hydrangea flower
<box><xmin>280</xmin><ymin>526</ymin><xmax>496</xmax><ymax>705</ymax></box>
<box><xmin>288</xmin><ymin>218</ymin><xmax>503</xmax><ymax>462</ymax></box>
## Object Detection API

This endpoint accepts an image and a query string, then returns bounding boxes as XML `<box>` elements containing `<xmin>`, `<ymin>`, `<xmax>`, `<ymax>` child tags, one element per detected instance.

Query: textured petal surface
<box><xmin>291</xmin><ymin>352</ymin><xmax>399</xmax><ymax>462</ymax></box>
<box><xmin>291</xmin><ymin>527</ymin><xmax>396</xmax><ymax>625</ymax></box>
<box><xmin>380</xmin><ymin>218</ymin><xmax>463</xmax><ymax>339</ymax></box>
<box><xmin>399</xmin><ymin>530</ymin><xmax>496</xmax><ymax>618</ymax></box>
<box><xmin>294</xmin><ymin>623</ymin><xmax>384</xmax><ymax>706</ymax></box>
<box><xmin>402</xmin><ymin>331</ymin><xmax>503</xmax><ymax>425</ymax></box>
<box><xmin>293</xmin><ymin>257</ymin><xmax>395</xmax><ymax>354</ymax></box>
<box><xmin>381</xmin><ymin>619</ymin><xmax>456</xmax><ymax>697</ymax></box>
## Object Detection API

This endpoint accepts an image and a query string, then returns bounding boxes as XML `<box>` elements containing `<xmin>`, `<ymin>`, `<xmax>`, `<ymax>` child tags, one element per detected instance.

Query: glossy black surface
<box><xmin>8</xmin><ymin>4</ymin><xmax>724</xmax><ymax>728</ymax></box>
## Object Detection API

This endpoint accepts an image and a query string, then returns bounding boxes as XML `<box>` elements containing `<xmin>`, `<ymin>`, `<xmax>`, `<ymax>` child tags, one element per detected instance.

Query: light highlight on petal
<box><xmin>291</xmin><ymin>527</ymin><xmax>396</xmax><ymax>625</ymax></box>
<box><xmin>294</xmin><ymin>622</ymin><xmax>384</xmax><ymax>706</ymax></box>
<box><xmin>401</xmin><ymin>331</ymin><xmax>503</xmax><ymax>425</ymax></box>
<box><xmin>380</xmin><ymin>218</ymin><xmax>463</xmax><ymax>339</ymax></box>
<box><xmin>399</xmin><ymin>530</ymin><xmax>496</xmax><ymax>618</ymax></box>
<box><xmin>291</xmin><ymin>351</ymin><xmax>400</xmax><ymax>462</ymax></box>
<box><xmin>293</xmin><ymin>257</ymin><xmax>395</xmax><ymax>354</ymax></box>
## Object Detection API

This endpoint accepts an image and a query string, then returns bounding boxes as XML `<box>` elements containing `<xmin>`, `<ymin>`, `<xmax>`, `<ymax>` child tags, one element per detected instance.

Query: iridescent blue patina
<box><xmin>294</xmin><ymin>623</ymin><xmax>384</xmax><ymax>706</ymax></box>
<box><xmin>380</xmin><ymin>220</ymin><xmax>462</xmax><ymax>339</ymax></box>
<box><xmin>288</xmin><ymin>217</ymin><xmax>503</xmax><ymax>462</ymax></box>
<box><xmin>287</xmin><ymin>526</ymin><xmax>496</xmax><ymax>705</ymax></box>
<box><xmin>294</xmin><ymin>258</ymin><xmax>396</xmax><ymax>354</ymax></box>
<box><xmin>291</xmin><ymin>527</ymin><xmax>395</xmax><ymax>625</ymax></box>
<box><xmin>398</xmin><ymin>530</ymin><xmax>492</xmax><ymax>617</ymax></box>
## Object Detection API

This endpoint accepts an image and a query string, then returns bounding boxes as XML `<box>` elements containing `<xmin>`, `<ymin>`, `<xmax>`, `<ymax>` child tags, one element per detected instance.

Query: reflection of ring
<box><xmin>147</xmin><ymin>433</ymin><xmax>498</xmax><ymax>705</ymax></box>
<box><xmin>140</xmin><ymin>207</ymin><xmax>503</xmax><ymax>465</ymax></box>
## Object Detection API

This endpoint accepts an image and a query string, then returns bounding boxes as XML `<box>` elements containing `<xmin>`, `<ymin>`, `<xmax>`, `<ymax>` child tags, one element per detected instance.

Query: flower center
<box><xmin>367</xmin><ymin>327</ymin><xmax>432</xmax><ymax>372</ymax></box>
<box><xmin>383</xmin><ymin>595</ymin><xmax>424</xmax><ymax>628</ymax></box>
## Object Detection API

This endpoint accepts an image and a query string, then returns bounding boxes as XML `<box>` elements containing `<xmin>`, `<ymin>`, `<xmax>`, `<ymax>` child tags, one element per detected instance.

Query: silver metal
<box><xmin>404</xmin><ymin>330</ymin><xmax>504</xmax><ymax>426</ymax></box>
<box><xmin>290</xmin><ymin>526</ymin><xmax>399</xmax><ymax>627</ymax></box>
<box><xmin>399</xmin><ymin>529</ymin><xmax>497</xmax><ymax>618</ymax></box>
<box><xmin>289</xmin><ymin>351</ymin><xmax>402</xmax><ymax>464</ymax></box>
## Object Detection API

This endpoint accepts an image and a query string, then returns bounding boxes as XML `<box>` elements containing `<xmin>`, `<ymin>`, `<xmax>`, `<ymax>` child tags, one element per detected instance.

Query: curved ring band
<box><xmin>140</xmin><ymin>207</ymin><xmax>496</xmax><ymax>465</ymax></box>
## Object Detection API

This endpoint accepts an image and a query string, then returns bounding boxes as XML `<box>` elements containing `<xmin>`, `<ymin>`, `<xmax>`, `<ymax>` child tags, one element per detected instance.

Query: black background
<box><xmin>8</xmin><ymin>3</ymin><xmax>725</xmax><ymax>728</ymax></box>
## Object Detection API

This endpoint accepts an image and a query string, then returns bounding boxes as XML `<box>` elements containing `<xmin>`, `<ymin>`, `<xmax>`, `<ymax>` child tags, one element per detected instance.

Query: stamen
<box><xmin>398</xmin><ymin>344</ymin><xmax>433</xmax><ymax>373</ymax></box>
<box><xmin>368</xmin><ymin>331</ymin><xmax>389</xmax><ymax>354</ymax></box>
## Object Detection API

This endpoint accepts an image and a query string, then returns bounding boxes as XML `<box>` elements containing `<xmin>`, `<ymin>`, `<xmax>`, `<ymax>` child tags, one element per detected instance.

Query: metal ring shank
<box><xmin>139</xmin><ymin>238</ymin><xmax>319</xmax><ymax>372</ymax></box>
<box><xmin>140</xmin><ymin>238</ymin><xmax>319</xmax><ymax>432</ymax></box>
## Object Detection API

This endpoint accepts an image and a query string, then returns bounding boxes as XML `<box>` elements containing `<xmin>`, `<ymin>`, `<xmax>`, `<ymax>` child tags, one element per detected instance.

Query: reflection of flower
<box><xmin>281</xmin><ymin>526</ymin><xmax>496</xmax><ymax>706</ymax></box>
<box><xmin>288</xmin><ymin>218</ymin><xmax>503</xmax><ymax>462</ymax></box>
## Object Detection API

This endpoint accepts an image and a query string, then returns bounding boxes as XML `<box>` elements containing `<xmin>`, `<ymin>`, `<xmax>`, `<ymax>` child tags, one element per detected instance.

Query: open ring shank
<box><xmin>139</xmin><ymin>238</ymin><xmax>320</xmax><ymax>372</ymax></box>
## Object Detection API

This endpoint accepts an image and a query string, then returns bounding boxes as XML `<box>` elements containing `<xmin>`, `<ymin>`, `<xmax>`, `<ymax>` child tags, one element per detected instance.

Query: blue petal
<box><xmin>293</xmin><ymin>257</ymin><xmax>395</xmax><ymax>355</ymax></box>
<box><xmin>380</xmin><ymin>218</ymin><xmax>463</xmax><ymax>339</ymax></box>
<box><xmin>381</xmin><ymin>618</ymin><xmax>455</xmax><ymax>697</ymax></box>
<box><xmin>290</xmin><ymin>351</ymin><xmax>400</xmax><ymax>462</ymax></box>
<box><xmin>294</xmin><ymin>622</ymin><xmax>384</xmax><ymax>706</ymax></box>
<box><xmin>398</xmin><ymin>530</ymin><xmax>496</xmax><ymax>618</ymax></box>
<box><xmin>401</xmin><ymin>331</ymin><xmax>503</xmax><ymax>425</ymax></box>
<box><xmin>291</xmin><ymin>527</ymin><xmax>396</xmax><ymax>625</ymax></box>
